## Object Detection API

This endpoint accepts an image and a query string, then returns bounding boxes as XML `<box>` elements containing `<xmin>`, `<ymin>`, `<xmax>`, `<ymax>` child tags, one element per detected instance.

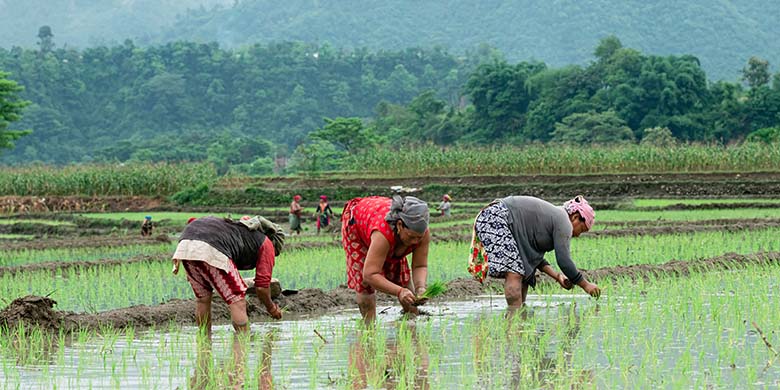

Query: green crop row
<box><xmin>342</xmin><ymin>143</ymin><xmax>780</xmax><ymax>175</ymax></box>
<box><xmin>0</xmin><ymin>162</ymin><xmax>217</xmax><ymax>196</ymax></box>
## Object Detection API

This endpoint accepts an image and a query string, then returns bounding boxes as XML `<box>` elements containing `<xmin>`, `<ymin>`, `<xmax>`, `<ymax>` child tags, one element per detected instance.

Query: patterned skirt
<box><xmin>471</xmin><ymin>201</ymin><xmax>524</xmax><ymax>279</ymax></box>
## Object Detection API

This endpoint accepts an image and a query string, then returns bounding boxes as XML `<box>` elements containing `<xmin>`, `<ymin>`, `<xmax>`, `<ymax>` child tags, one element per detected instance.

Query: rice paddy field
<box><xmin>2</xmin><ymin>173</ymin><xmax>780</xmax><ymax>389</ymax></box>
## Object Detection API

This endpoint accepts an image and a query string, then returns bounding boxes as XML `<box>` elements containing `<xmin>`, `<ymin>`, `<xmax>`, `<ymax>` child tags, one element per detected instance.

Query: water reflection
<box><xmin>348</xmin><ymin>323</ymin><xmax>430</xmax><ymax>389</ymax></box>
<box><xmin>189</xmin><ymin>329</ymin><xmax>275</xmax><ymax>390</ymax></box>
<box><xmin>473</xmin><ymin>304</ymin><xmax>594</xmax><ymax>389</ymax></box>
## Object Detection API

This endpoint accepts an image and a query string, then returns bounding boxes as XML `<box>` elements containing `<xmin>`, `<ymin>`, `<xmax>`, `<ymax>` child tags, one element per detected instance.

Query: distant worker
<box><xmin>171</xmin><ymin>216</ymin><xmax>286</xmax><ymax>335</ymax></box>
<box><xmin>468</xmin><ymin>195</ymin><xmax>601</xmax><ymax>315</ymax></box>
<box><xmin>289</xmin><ymin>195</ymin><xmax>303</xmax><ymax>235</ymax></box>
<box><xmin>341</xmin><ymin>195</ymin><xmax>431</xmax><ymax>323</ymax></box>
<box><xmin>315</xmin><ymin>195</ymin><xmax>334</xmax><ymax>234</ymax></box>
<box><xmin>141</xmin><ymin>215</ymin><xmax>153</xmax><ymax>236</ymax></box>
<box><xmin>436</xmin><ymin>194</ymin><xmax>452</xmax><ymax>217</ymax></box>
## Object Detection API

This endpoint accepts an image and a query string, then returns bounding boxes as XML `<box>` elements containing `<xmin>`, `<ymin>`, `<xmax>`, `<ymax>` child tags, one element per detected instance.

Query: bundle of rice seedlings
<box><xmin>419</xmin><ymin>280</ymin><xmax>447</xmax><ymax>299</ymax></box>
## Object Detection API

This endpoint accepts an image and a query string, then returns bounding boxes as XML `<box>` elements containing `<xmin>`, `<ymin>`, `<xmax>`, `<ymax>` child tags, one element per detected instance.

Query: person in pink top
<box><xmin>341</xmin><ymin>195</ymin><xmax>431</xmax><ymax>323</ymax></box>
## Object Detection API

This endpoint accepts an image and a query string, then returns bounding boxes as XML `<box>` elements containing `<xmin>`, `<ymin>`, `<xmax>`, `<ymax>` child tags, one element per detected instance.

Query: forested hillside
<box><xmin>2</xmin><ymin>0</ymin><xmax>778</xmax><ymax>81</ymax></box>
<box><xmin>2</xmin><ymin>36</ymin><xmax>779</xmax><ymax>170</ymax></box>
<box><xmin>0</xmin><ymin>42</ymin><xmax>485</xmax><ymax>166</ymax></box>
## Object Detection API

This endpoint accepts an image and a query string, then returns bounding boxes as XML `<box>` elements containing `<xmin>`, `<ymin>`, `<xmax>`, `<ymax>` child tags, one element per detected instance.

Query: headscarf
<box><xmin>563</xmin><ymin>195</ymin><xmax>595</xmax><ymax>229</ymax></box>
<box><xmin>385</xmin><ymin>195</ymin><xmax>430</xmax><ymax>234</ymax></box>
<box><xmin>320</xmin><ymin>195</ymin><xmax>328</xmax><ymax>201</ymax></box>
<box><xmin>145</xmin><ymin>215</ymin><xmax>152</xmax><ymax>220</ymax></box>
<box><xmin>186</xmin><ymin>217</ymin><xmax>197</xmax><ymax>224</ymax></box>
<box><xmin>442</xmin><ymin>194</ymin><xmax>451</xmax><ymax>201</ymax></box>
<box><xmin>293</xmin><ymin>195</ymin><xmax>302</xmax><ymax>201</ymax></box>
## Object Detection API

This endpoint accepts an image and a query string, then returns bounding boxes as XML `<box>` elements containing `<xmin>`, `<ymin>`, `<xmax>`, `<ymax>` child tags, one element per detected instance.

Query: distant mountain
<box><xmin>0</xmin><ymin>0</ymin><xmax>231</xmax><ymax>47</ymax></box>
<box><xmin>1</xmin><ymin>0</ymin><xmax>778</xmax><ymax>81</ymax></box>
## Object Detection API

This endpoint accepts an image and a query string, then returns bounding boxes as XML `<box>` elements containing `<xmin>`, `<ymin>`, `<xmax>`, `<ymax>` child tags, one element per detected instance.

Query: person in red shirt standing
<box><xmin>172</xmin><ymin>216</ymin><xmax>283</xmax><ymax>335</ymax></box>
<box><xmin>341</xmin><ymin>195</ymin><xmax>431</xmax><ymax>323</ymax></box>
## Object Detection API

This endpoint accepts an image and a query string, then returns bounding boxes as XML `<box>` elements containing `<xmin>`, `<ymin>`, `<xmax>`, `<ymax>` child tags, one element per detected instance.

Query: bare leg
<box><xmin>195</xmin><ymin>294</ymin><xmax>213</xmax><ymax>337</ymax></box>
<box><xmin>504</xmin><ymin>272</ymin><xmax>526</xmax><ymax>315</ymax></box>
<box><xmin>228</xmin><ymin>298</ymin><xmax>249</xmax><ymax>333</ymax></box>
<box><xmin>356</xmin><ymin>292</ymin><xmax>376</xmax><ymax>324</ymax></box>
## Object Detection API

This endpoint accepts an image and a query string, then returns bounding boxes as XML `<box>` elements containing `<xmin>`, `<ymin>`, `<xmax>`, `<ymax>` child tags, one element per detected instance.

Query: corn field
<box><xmin>0</xmin><ymin>162</ymin><xmax>217</xmax><ymax>196</ymax></box>
<box><xmin>342</xmin><ymin>143</ymin><xmax>780</xmax><ymax>175</ymax></box>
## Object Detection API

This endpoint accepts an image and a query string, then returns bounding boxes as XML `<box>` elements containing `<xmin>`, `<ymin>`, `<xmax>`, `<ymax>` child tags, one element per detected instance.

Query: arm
<box><xmin>410</xmin><ymin>230</ymin><xmax>430</xmax><ymax>297</ymax></box>
<box><xmin>552</xmin><ymin>226</ymin><xmax>583</xmax><ymax>285</ymax></box>
<box><xmin>255</xmin><ymin>239</ymin><xmax>282</xmax><ymax>318</ymax></box>
<box><xmin>553</xmin><ymin>225</ymin><xmax>599</xmax><ymax>297</ymax></box>
<box><xmin>363</xmin><ymin>231</ymin><xmax>416</xmax><ymax>307</ymax></box>
<box><xmin>539</xmin><ymin>262</ymin><xmax>572</xmax><ymax>290</ymax></box>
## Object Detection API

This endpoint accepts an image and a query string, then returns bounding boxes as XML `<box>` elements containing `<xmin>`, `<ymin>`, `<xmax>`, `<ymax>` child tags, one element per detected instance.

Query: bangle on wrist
<box><xmin>397</xmin><ymin>288</ymin><xmax>404</xmax><ymax>299</ymax></box>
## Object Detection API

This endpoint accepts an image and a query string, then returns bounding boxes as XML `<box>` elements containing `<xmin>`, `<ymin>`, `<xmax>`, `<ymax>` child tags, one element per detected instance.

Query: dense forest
<box><xmin>1</xmin><ymin>36</ymin><xmax>779</xmax><ymax>171</ymax></box>
<box><xmin>2</xmin><ymin>0</ymin><xmax>779</xmax><ymax>81</ymax></box>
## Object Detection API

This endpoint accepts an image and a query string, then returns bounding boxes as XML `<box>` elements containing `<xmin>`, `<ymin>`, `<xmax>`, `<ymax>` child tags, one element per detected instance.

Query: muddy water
<box><xmin>3</xmin><ymin>290</ymin><xmax>779</xmax><ymax>389</ymax></box>
<box><xmin>0</xmin><ymin>294</ymin><xmax>584</xmax><ymax>389</ymax></box>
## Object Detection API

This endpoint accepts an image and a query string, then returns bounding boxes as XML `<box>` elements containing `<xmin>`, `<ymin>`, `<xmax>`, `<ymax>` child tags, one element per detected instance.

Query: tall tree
<box><xmin>0</xmin><ymin>71</ymin><xmax>31</xmax><ymax>151</ymax></box>
<box><xmin>37</xmin><ymin>26</ymin><xmax>54</xmax><ymax>53</ymax></box>
<box><xmin>309</xmin><ymin>117</ymin><xmax>375</xmax><ymax>154</ymax></box>
<box><xmin>742</xmin><ymin>56</ymin><xmax>770</xmax><ymax>88</ymax></box>
<box><xmin>464</xmin><ymin>60</ymin><xmax>545</xmax><ymax>141</ymax></box>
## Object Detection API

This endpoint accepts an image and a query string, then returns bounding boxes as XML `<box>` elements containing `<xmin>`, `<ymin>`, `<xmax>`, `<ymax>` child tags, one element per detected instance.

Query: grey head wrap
<box><xmin>385</xmin><ymin>195</ymin><xmax>430</xmax><ymax>234</ymax></box>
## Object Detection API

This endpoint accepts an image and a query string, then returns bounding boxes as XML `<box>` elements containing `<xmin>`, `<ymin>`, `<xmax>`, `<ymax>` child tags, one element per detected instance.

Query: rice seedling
<box><xmin>418</xmin><ymin>280</ymin><xmax>447</xmax><ymax>300</ymax></box>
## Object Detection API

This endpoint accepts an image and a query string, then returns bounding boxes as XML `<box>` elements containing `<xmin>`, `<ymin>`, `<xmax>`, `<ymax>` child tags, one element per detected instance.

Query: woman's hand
<box><xmin>582</xmin><ymin>282</ymin><xmax>601</xmax><ymax>298</ymax></box>
<box><xmin>397</xmin><ymin>288</ymin><xmax>416</xmax><ymax>307</ymax></box>
<box><xmin>266</xmin><ymin>303</ymin><xmax>282</xmax><ymax>319</ymax></box>
<box><xmin>172</xmin><ymin>259</ymin><xmax>180</xmax><ymax>275</ymax></box>
<box><xmin>556</xmin><ymin>273</ymin><xmax>573</xmax><ymax>290</ymax></box>
<box><xmin>413</xmin><ymin>286</ymin><xmax>428</xmax><ymax>306</ymax></box>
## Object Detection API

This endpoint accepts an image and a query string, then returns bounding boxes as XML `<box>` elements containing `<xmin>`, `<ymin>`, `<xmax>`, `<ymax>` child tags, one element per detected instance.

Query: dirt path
<box><xmin>2</xmin><ymin>251</ymin><xmax>779</xmax><ymax>333</ymax></box>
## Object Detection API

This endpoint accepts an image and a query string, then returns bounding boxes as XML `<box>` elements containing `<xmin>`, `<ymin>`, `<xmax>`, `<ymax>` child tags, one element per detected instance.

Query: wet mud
<box><xmin>3</xmin><ymin>251</ymin><xmax>778</xmax><ymax>333</ymax></box>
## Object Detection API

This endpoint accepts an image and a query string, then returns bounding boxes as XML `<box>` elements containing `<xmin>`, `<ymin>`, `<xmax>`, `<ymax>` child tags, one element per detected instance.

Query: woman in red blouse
<box><xmin>341</xmin><ymin>195</ymin><xmax>431</xmax><ymax>323</ymax></box>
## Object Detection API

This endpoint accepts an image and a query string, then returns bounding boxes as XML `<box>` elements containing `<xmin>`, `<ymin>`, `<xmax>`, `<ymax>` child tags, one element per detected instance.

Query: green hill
<box><xmin>2</xmin><ymin>0</ymin><xmax>776</xmax><ymax>81</ymax></box>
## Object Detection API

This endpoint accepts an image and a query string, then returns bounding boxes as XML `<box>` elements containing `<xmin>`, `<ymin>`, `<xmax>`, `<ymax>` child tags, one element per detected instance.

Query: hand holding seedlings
<box><xmin>413</xmin><ymin>286</ymin><xmax>428</xmax><ymax>306</ymax></box>
<box><xmin>581</xmin><ymin>281</ymin><xmax>601</xmax><ymax>299</ymax></box>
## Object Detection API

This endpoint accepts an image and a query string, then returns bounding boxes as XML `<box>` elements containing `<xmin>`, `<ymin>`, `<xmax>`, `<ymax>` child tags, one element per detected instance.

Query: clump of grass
<box><xmin>419</xmin><ymin>281</ymin><xmax>447</xmax><ymax>299</ymax></box>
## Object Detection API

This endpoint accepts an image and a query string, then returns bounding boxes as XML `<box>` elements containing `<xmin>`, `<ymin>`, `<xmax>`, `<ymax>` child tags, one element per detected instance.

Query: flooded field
<box><xmin>2</xmin><ymin>195</ymin><xmax>780</xmax><ymax>389</ymax></box>
<box><xmin>3</xmin><ymin>265</ymin><xmax>780</xmax><ymax>390</ymax></box>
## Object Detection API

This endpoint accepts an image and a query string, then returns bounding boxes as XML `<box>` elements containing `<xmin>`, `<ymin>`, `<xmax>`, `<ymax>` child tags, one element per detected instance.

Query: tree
<box><xmin>0</xmin><ymin>71</ymin><xmax>31</xmax><ymax>152</ymax></box>
<box><xmin>464</xmin><ymin>60</ymin><xmax>545</xmax><ymax>141</ymax></box>
<box><xmin>37</xmin><ymin>26</ymin><xmax>54</xmax><ymax>53</ymax></box>
<box><xmin>309</xmin><ymin>117</ymin><xmax>375</xmax><ymax>153</ymax></box>
<box><xmin>640</xmin><ymin>126</ymin><xmax>677</xmax><ymax>147</ymax></box>
<box><xmin>742</xmin><ymin>56</ymin><xmax>770</xmax><ymax>89</ymax></box>
<box><xmin>593</xmin><ymin>35</ymin><xmax>623</xmax><ymax>62</ymax></box>
<box><xmin>551</xmin><ymin>111</ymin><xmax>634</xmax><ymax>145</ymax></box>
